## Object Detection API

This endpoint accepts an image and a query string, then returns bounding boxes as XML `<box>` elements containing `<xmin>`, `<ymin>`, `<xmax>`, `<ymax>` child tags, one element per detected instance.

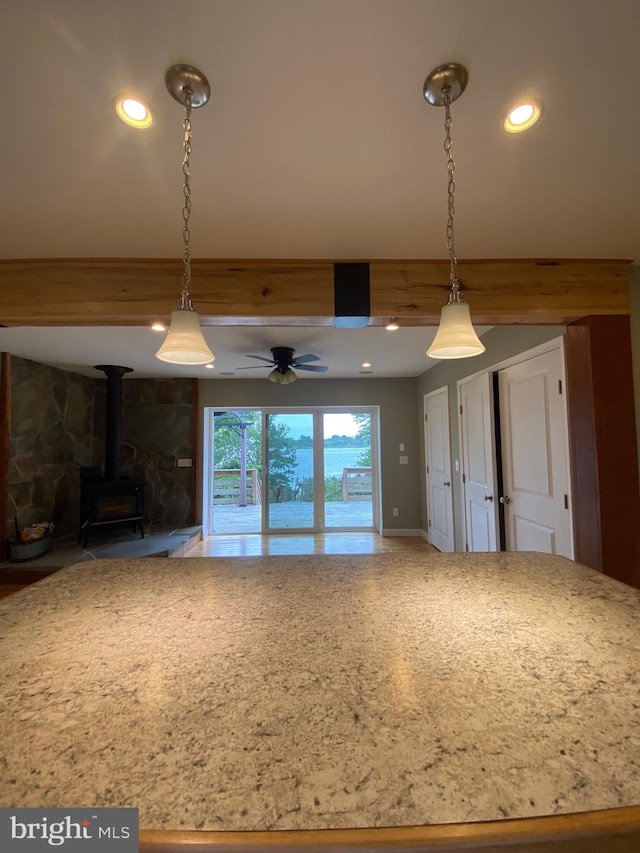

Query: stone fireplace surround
<box><xmin>5</xmin><ymin>355</ymin><xmax>194</xmax><ymax>545</ymax></box>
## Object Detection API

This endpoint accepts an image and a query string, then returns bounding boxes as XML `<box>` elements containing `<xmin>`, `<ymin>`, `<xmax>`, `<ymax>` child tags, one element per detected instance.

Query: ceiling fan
<box><xmin>237</xmin><ymin>347</ymin><xmax>328</xmax><ymax>384</ymax></box>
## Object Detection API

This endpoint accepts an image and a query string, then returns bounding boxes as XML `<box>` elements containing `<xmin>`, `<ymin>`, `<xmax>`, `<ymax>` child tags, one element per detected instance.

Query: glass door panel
<box><xmin>265</xmin><ymin>412</ymin><xmax>315</xmax><ymax>530</ymax></box>
<box><xmin>211</xmin><ymin>409</ymin><xmax>262</xmax><ymax>533</ymax></box>
<box><xmin>323</xmin><ymin>412</ymin><xmax>373</xmax><ymax>529</ymax></box>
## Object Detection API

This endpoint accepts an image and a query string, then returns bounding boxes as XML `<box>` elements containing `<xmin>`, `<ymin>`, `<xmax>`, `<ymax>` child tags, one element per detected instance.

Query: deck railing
<box><xmin>213</xmin><ymin>469</ymin><xmax>261</xmax><ymax>505</ymax></box>
<box><xmin>342</xmin><ymin>467</ymin><xmax>372</xmax><ymax>501</ymax></box>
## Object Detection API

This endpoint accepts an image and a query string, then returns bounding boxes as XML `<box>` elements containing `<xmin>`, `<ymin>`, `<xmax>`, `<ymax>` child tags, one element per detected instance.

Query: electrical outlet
<box><xmin>393</xmin><ymin>507</ymin><xmax>399</xmax><ymax>517</ymax></box>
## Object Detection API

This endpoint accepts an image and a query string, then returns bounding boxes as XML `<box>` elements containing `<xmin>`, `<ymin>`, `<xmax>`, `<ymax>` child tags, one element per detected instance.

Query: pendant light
<box><xmin>424</xmin><ymin>63</ymin><xmax>485</xmax><ymax>360</ymax></box>
<box><xmin>156</xmin><ymin>64</ymin><xmax>214</xmax><ymax>366</ymax></box>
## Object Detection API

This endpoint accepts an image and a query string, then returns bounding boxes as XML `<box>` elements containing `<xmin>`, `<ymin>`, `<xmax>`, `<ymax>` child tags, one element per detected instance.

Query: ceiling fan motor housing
<box><xmin>271</xmin><ymin>347</ymin><xmax>295</xmax><ymax>373</ymax></box>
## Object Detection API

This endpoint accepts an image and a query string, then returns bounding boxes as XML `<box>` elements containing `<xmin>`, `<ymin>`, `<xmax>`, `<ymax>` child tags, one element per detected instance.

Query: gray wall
<box><xmin>198</xmin><ymin>378</ymin><xmax>422</xmax><ymax>531</ymax></box>
<box><xmin>416</xmin><ymin>326</ymin><xmax>565</xmax><ymax>550</ymax></box>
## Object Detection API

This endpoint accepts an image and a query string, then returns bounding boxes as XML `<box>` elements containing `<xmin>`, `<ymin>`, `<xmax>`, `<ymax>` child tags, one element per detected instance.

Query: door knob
<box><xmin>500</xmin><ymin>495</ymin><xmax>511</xmax><ymax>505</ymax></box>
<box><xmin>483</xmin><ymin>494</ymin><xmax>493</xmax><ymax>502</ymax></box>
<box><xmin>443</xmin><ymin>481</ymin><xmax>450</xmax><ymax>487</ymax></box>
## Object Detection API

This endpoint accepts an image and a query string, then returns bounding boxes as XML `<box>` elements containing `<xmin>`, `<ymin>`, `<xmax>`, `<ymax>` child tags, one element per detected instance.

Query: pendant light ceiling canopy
<box><xmin>155</xmin><ymin>64</ymin><xmax>214</xmax><ymax>366</ymax></box>
<box><xmin>423</xmin><ymin>63</ymin><xmax>485</xmax><ymax>361</ymax></box>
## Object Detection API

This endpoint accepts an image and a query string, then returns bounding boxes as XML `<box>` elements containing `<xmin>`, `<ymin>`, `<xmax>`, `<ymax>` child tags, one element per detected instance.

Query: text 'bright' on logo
<box><xmin>1</xmin><ymin>808</ymin><xmax>138</xmax><ymax>851</ymax></box>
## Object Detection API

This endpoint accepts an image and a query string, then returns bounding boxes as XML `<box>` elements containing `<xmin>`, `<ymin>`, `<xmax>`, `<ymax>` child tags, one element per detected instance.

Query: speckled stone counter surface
<box><xmin>1</xmin><ymin>552</ymin><xmax>639</xmax><ymax>832</ymax></box>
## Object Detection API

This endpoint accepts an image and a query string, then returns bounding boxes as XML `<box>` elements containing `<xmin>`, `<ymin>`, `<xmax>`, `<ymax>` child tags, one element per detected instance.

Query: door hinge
<box><xmin>428</xmin><ymin>519</ymin><xmax>431</xmax><ymax>527</ymax></box>
<box><xmin>564</xmin><ymin>493</ymin><xmax>568</xmax><ymax>509</ymax></box>
<box><xmin>425</xmin><ymin>413</ymin><xmax>428</xmax><ymax>421</ymax></box>
<box><xmin>459</xmin><ymin>404</ymin><xmax>463</xmax><ymax>415</ymax></box>
<box><xmin>462</xmin><ymin>472</ymin><xmax>466</xmax><ymax>484</ymax></box>
<box><xmin>465</xmin><ymin>543</ymin><xmax>469</xmax><ymax>552</ymax></box>
<box><xmin>558</xmin><ymin>379</ymin><xmax>563</xmax><ymax>395</ymax></box>
<box><xmin>426</xmin><ymin>465</ymin><xmax>429</xmax><ymax>473</ymax></box>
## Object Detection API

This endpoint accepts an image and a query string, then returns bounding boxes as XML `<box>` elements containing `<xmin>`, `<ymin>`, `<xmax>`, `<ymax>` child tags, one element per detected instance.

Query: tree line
<box><xmin>213</xmin><ymin>411</ymin><xmax>371</xmax><ymax>501</ymax></box>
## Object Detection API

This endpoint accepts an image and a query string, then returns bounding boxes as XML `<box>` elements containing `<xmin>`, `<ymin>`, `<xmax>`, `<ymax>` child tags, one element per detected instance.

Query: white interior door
<box><xmin>498</xmin><ymin>346</ymin><xmax>573</xmax><ymax>558</ymax></box>
<box><xmin>459</xmin><ymin>372</ymin><xmax>498</xmax><ymax>551</ymax></box>
<box><xmin>424</xmin><ymin>388</ymin><xmax>454</xmax><ymax>552</ymax></box>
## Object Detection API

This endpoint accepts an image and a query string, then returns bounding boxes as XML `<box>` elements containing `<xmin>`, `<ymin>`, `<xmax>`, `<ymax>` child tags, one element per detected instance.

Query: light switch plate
<box><xmin>176</xmin><ymin>458</ymin><xmax>192</xmax><ymax>468</ymax></box>
<box><xmin>399</xmin><ymin>455</ymin><xmax>408</xmax><ymax>465</ymax></box>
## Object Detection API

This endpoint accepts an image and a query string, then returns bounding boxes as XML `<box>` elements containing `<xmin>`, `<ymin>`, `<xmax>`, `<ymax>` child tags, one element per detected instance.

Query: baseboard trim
<box><xmin>381</xmin><ymin>528</ymin><xmax>423</xmax><ymax>537</ymax></box>
<box><xmin>420</xmin><ymin>529</ymin><xmax>430</xmax><ymax>544</ymax></box>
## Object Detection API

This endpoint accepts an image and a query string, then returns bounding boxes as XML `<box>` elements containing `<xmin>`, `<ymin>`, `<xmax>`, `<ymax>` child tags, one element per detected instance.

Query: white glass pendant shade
<box><xmin>427</xmin><ymin>302</ymin><xmax>485</xmax><ymax>359</ymax></box>
<box><xmin>155</xmin><ymin>307</ymin><xmax>214</xmax><ymax>365</ymax></box>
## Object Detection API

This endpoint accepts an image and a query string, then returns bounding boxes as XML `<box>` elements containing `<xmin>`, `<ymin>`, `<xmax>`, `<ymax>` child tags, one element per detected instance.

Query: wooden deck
<box><xmin>212</xmin><ymin>500</ymin><xmax>373</xmax><ymax>533</ymax></box>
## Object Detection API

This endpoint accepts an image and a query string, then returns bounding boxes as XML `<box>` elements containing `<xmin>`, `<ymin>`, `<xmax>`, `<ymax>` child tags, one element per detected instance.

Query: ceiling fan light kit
<box><xmin>423</xmin><ymin>63</ymin><xmax>485</xmax><ymax>360</ymax></box>
<box><xmin>155</xmin><ymin>64</ymin><xmax>215</xmax><ymax>366</ymax></box>
<box><xmin>268</xmin><ymin>367</ymin><xmax>297</xmax><ymax>384</ymax></box>
<box><xmin>238</xmin><ymin>347</ymin><xmax>328</xmax><ymax>383</ymax></box>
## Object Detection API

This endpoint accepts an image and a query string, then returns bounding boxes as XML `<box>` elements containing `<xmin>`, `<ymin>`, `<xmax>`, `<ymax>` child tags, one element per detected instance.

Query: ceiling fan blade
<box><xmin>243</xmin><ymin>354</ymin><xmax>276</xmax><ymax>364</ymax></box>
<box><xmin>291</xmin><ymin>353</ymin><xmax>320</xmax><ymax>365</ymax></box>
<box><xmin>295</xmin><ymin>364</ymin><xmax>328</xmax><ymax>372</ymax></box>
<box><xmin>235</xmin><ymin>365</ymin><xmax>272</xmax><ymax>370</ymax></box>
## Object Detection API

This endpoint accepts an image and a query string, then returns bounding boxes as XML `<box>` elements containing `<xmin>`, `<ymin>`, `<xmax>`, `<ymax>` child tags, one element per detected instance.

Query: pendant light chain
<box><xmin>443</xmin><ymin>87</ymin><xmax>462</xmax><ymax>303</ymax></box>
<box><xmin>156</xmin><ymin>62</ymin><xmax>214</xmax><ymax>365</ymax></box>
<box><xmin>179</xmin><ymin>88</ymin><xmax>193</xmax><ymax>308</ymax></box>
<box><xmin>424</xmin><ymin>62</ymin><xmax>484</xmax><ymax>359</ymax></box>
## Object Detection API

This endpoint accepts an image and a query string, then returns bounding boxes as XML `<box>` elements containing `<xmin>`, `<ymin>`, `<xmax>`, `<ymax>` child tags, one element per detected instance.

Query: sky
<box><xmin>275</xmin><ymin>412</ymin><xmax>361</xmax><ymax>440</ymax></box>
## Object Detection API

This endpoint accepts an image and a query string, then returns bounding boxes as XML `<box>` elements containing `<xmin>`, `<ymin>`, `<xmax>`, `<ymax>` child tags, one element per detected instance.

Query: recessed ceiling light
<box><xmin>151</xmin><ymin>322</ymin><xmax>166</xmax><ymax>332</ymax></box>
<box><xmin>385</xmin><ymin>320</ymin><xmax>399</xmax><ymax>331</ymax></box>
<box><xmin>205</xmin><ymin>363</ymin><xmax>215</xmax><ymax>369</ymax></box>
<box><xmin>362</xmin><ymin>361</ymin><xmax>372</xmax><ymax>368</ymax></box>
<box><xmin>504</xmin><ymin>101</ymin><xmax>542</xmax><ymax>133</ymax></box>
<box><xmin>114</xmin><ymin>96</ymin><xmax>154</xmax><ymax>129</ymax></box>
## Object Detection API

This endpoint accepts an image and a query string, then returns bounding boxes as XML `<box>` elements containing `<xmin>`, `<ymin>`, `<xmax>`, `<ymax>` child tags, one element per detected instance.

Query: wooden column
<box><xmin>566</xmin><ymin>316</ymin><xmax>640</xmax><ymax>587</ymax></box>
<box><xmin>190</xmin><ymin>378</ymin><xmax>199</xmax><ymax>527</ymax></box>
<box><xmin>0</xmin><ymin>353</ymin><xmax>10</xmax><ymax>561</ymax></box>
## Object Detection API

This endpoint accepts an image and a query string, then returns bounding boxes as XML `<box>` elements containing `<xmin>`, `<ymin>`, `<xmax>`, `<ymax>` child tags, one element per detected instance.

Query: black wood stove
<box><xmin>79</xmin><ymin>365</ymin><xmax>145</xmax><ymax>548</ymax></box>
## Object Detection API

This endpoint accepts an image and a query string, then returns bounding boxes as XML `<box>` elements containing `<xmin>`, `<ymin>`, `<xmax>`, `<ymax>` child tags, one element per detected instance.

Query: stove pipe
<box><xmin>94</xmin><ymin>365</ymin><xmax>133</xmax><ymax>481</ymax></box>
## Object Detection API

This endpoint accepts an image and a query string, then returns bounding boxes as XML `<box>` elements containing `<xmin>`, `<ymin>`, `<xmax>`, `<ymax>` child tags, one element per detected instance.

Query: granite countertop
<box><xmin>0</xmin><ymin>551</ymin><xmax>639</xmax><ymax>832</ymax></box>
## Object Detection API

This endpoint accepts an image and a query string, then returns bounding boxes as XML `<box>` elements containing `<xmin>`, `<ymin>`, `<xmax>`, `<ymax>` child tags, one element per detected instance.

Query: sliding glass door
<box><xmin>204</xmin><ymin>406</ymin><xmax>378</xmax><ymax>535</ymax></box>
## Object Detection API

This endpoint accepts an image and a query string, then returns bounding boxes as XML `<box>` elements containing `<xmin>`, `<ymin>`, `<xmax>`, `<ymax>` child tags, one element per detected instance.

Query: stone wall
<box><xmin>7</xmin><ymin>359</ymin><xmax>195</xmax><ymax>542</ymax></box>
<box><xmin>118</xmin><ymin>379</ymin><xmax>194</xmax><ymax>527</ymax></box>
<box><xmin>8</xmin><ymin>356</ymin><xmax>96</xmax><ymax>539</ymax></box>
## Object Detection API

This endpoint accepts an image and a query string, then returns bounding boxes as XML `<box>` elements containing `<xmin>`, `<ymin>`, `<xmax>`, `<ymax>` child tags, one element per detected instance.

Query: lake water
<box><xmin>295</xmin><ymin>446</ymin><xmax>368</xmax><ymax>480</ymax></box>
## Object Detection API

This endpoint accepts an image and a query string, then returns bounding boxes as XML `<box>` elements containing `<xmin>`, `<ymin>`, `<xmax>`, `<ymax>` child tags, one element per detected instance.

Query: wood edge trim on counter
<box><xmin>139</xmin><ymin>805</ymin><xmax>640</xmax><ymax>852</ymax></box>
<box><xmin>0</xmin><ymin>258</ymin><xmax>632</xmax><ymax>326</ymax></box>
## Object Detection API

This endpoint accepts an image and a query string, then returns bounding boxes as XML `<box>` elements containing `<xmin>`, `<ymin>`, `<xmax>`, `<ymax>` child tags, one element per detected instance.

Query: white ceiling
<box><xmin>0</xmin><ymin>325</ymin><xmax>492</xmax><ymax>380</ymax></box>
<box><xmin>1</xmin><ymin>0</ymin><xmax>638</xmax><ymax>378</ymax></box>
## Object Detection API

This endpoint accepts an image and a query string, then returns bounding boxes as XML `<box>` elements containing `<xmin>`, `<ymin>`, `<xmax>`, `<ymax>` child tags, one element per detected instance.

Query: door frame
<box><xmin>204</xmin><ymin>405</ymin><xmax>381</xmax><ymax>535</ymax></box>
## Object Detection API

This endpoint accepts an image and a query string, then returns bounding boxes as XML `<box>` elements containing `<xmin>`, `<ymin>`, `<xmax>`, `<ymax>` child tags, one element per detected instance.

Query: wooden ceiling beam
<box><xmin>0</xmin><ymin>258</ymin><xmax>630</xmax><ymax>326</ymax></box>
